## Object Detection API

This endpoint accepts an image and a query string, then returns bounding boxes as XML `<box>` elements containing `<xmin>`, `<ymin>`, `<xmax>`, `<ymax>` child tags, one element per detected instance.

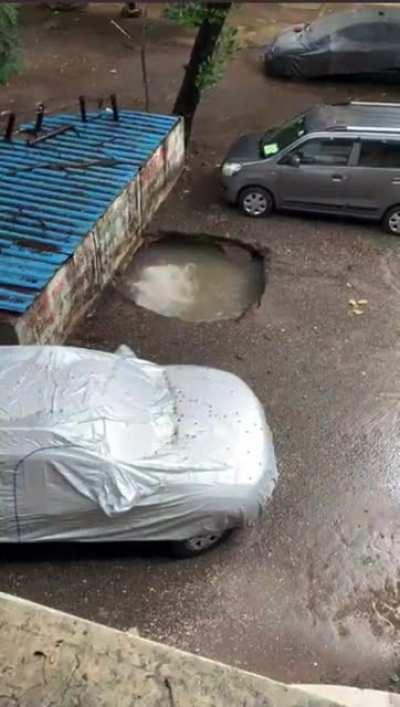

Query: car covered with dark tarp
<box><xmin>265</xmin><ymin>8</ymin><xmax>400</xmax><ymax>79</ymax></box>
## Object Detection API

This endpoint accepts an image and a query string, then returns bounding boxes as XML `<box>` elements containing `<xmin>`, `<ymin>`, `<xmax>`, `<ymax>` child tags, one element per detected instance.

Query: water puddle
<box><xmin>119</xmin><ymin>236</ymin><xmax>264</xmax><ymax>322</ymax></box>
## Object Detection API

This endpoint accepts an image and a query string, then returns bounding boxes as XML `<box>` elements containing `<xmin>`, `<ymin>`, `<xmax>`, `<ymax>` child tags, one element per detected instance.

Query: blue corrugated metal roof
<box><xmin>0</xmin><ymin>110</ymin><xmax>179</xmax><ymax>314</ymax></box>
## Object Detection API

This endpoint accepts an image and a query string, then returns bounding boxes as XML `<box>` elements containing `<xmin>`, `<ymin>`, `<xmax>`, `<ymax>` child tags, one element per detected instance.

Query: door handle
<box><xmin>331</xmin><ymin>174</ymin><xmax>346</xmax><ymax>182</ymax></box>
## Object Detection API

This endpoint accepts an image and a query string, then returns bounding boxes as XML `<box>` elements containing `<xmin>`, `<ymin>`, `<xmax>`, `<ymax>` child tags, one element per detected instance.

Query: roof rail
<box><xmin>346</xmin><ymin>125</ymin><xmax>400</xmax><ymax>133</ymax></box>
<box><xmin>326</xmin><ymin>125</ymin><xmax>347</xmax><ymax>131</ymax></box>
<box><xmin>350</xmin><ymin>101</ymin><xmax>400</xmax><ymax>108</ymax></box>
<box><xmin>326</xmin><ymin>124</ymin><xmax>400</xmax><ymax>134</ymax></box>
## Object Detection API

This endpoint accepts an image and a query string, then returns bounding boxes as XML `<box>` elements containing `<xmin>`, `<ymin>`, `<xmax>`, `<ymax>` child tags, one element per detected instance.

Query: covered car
<box><xmin>265</xmin><ymin>7</ymin><xmax>400</xmax><ymax>79</ymax></box>
<box><xmin>0</xmin><ymin>346</ymin><xmax>277</xmax><ymax>557</ymax></box>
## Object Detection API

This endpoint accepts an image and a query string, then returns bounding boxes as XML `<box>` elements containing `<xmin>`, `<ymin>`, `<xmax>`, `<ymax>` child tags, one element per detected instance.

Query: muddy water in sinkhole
<box><xmin>119</xmin><ymin>237</ymin><xmax>264</xmax><ymax>322</ymax></box>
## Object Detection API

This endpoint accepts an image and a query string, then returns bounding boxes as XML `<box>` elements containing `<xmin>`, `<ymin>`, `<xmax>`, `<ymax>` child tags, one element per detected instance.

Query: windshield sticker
<box><xmin>263</xmin><ymin>143</ymin><xmax>279</xmax><ymax>157</ymax></box>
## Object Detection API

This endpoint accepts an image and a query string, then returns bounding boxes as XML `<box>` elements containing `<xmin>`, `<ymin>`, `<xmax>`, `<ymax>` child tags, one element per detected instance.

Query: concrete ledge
<box><xmin>296</xmin><ymin>685</ymin><xmax>400</xmax><ymax>707</ymax></box>
<box><xmin>0</xmin><ymin>592</ymin><xmax>346</xmax><ymax>706</ymax></box>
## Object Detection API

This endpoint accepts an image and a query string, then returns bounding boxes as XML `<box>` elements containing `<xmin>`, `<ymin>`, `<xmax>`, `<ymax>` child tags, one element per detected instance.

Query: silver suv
<box><xmin>221</xmin><ymin>101</ymin><xmax>400</xmax><ymax>235</ymax></box>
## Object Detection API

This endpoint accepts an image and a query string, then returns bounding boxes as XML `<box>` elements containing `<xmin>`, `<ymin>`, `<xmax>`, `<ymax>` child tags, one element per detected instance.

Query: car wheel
<box><xmin>238</xmin><ymin>187</ymin><xmax>273</xmax><ymax>218</ymax></box>
<box><xmin>383</xmin><ymin>206</ymin><xmax>400</xmax><ymax>235</ymax></box>
<box><xmin>170</xmin><ymin>530</ymin><xmax>230</xmax><ymax>559</ymax></box>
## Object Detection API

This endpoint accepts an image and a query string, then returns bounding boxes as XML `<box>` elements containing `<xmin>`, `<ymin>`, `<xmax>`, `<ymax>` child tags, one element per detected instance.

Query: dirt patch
<box><xmin>0</xmin><ymin>321</ymin><xmax>19</xmax><ymax>344</ymax></box>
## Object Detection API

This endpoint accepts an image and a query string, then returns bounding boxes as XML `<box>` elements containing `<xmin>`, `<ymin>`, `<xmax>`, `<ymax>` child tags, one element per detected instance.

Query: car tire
<box><xmin>383</xmin><ymin>206</ymin><xmax>400</xmax><ymax>235</ymax></box>
<box><xmin>238</xmin><ymin>187</ymin><xmax>273</xmax><ymax>218</ymax></box>
<box><xmin>169</xmin><ymin>530</ymin><xmax>231</xmax><ymax>559</ymax></box>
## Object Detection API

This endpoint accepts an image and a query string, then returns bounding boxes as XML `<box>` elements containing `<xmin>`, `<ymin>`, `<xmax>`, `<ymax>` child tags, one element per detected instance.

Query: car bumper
<box><xmin>221</xmin><ymin>175</ymin><xmax>240</xmax><ymax>205</ymax></box>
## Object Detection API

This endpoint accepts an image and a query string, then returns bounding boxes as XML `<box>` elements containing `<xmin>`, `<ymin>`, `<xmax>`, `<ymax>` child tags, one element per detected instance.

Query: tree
<box><xmin>0</xmin><ymin>5</ymin><xmax>20</xmax><ymax>84</ymax></box>
<box><xmin>168</xmin><ymin>2</ymin><xmax>238</xmax><ymax>142</ymax></box>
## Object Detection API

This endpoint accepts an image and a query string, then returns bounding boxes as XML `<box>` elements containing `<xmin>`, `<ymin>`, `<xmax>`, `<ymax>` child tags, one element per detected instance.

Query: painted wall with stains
<box><xmin>0</xmin><ymin>118</ymin><xmax>184</xmax><ymax>345</ymax></box>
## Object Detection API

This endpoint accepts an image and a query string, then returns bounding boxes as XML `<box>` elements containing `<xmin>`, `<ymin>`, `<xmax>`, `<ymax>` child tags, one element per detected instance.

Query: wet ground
<box><xmin>2</xmin><ymin>1</ymin><xmax>400</xmax><ymax>693</ymax></box>
<box><xmin>118</xmin><ymin>236</ymin><xmax>264</xmax><ymax>322</ymax></box>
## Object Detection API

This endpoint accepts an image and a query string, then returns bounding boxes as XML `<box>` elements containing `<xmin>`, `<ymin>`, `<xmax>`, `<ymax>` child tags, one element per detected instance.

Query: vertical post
<box><xmin>4</xmin><ymin>113</ymin><xmax>15</xmax><ymax>142</ymax></box>
<box><xmin>35</xmin><ymin>103</ymin><xmax>45</xmax><ymax>134</ymax></box>
<box><xmin>110</xmin><ymin>94</ymin><xmax>119</xmax><ymax>122</ymax></box>
<box><xmin>140</xmin><ymin>5</ymin><xmax>150</xmax><ymax>112</ymax></box>
<box><xmin>79</xmin><ymin>95</ymin><xmax>87</xmax><ymax>122</ymax></box>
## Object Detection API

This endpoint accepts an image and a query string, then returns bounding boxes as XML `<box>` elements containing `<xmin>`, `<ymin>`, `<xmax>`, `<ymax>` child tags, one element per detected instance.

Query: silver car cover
<box><xmin>0</xmin><ymin>346</ymin><xmax>277</xmax><ymax>542</ymax></box>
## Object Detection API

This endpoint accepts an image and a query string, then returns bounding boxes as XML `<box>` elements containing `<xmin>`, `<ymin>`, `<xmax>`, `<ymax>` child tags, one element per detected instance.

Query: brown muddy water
<box><xmin>119</xmin><ymin>236</ymin><xmax>264</xmax><ymax>323</ymax></box>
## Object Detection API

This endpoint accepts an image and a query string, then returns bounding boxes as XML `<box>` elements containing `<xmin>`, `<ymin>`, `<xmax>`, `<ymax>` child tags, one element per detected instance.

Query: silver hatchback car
<box><xmin>221</xmin><ymin>101</ymin><xmax>400</xmax><ymax>235</ymax></box>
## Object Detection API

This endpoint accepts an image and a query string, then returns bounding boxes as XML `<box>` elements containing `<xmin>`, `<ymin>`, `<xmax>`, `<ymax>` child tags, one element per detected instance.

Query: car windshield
<box><xmin>261</xmin><ymin>116</ymin><xmax>307</xmax><ymax>158</ymax></box>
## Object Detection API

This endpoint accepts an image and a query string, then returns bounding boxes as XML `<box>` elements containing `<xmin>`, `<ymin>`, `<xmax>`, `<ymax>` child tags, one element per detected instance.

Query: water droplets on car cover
<box><xmin>0</xmin><ymin>346</ymin><xmax>277</xmax><ymax>543</ymax></box>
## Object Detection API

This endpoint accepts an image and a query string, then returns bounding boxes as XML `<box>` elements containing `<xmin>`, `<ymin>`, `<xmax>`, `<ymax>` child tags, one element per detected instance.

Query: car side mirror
<box><xmin>288</xmin><ymin>153</ymin><xmax>301</xmax><ymax>167</ymax></box>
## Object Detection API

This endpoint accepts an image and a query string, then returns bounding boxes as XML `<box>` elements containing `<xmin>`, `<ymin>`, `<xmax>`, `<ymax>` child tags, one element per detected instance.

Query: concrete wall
<box><xmin>0</xmin><ymin>592</ymin><xmax>347</xmax><ymax>707</ymax></box>
<box><xmin>1</xmin><ymin>592</ymin><xmax>398</xmax><ymax>706</ymax></box>
<box><xmin>0</xmin><ymin>118</ymin><xmax>184</xmax><ymax>345</ymax></box>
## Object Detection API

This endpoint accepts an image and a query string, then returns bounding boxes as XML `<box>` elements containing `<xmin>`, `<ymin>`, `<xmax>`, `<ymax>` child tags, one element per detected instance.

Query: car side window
<box><xmin>358</xmin><ymin>141</ymin><xmax>400</xmax><ymax>168</ymax></box>
<box><xmin>281</xmin><ymin>139</ymin><xmax>353</xmax><ymax>166</ymax></box>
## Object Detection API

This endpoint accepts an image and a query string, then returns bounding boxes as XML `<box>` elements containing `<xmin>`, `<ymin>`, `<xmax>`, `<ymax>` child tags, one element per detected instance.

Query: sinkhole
<box><xmin>119</xmin><ymin>234</ymin><xmax>265</xmax><ymax>323</ymax></box>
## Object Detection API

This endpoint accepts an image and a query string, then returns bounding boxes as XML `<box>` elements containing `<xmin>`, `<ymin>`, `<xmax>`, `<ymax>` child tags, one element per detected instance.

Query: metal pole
<box><xmin>4</xmin><ymin>113</ymin><xmax>16</xmax><ymax>142</ymax></box>
<box><xmin>110</xmin><ymin>94</ymin><xmax>119</xmax><ymax>121</ymax></box>
<box><xmin>140</xmin><ymin>5</ymin><xmax>150</xmax><ymax>112</ymax></box>
<box><xmin>79</xmin><ymin>95</ymin><xmax>87</xmax><ymax>122</ymax></box>
<box><xmin>35</xmin><ymin>103</ymin><xmax>45</xmax><ymax>134</ymax></box>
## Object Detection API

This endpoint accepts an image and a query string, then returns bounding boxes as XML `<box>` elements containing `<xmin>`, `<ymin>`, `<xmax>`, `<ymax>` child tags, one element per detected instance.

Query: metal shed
<box><xmin>0</xmin><ymin>105</ymin><xmax>184</xmax><ymax>343</ymax></box>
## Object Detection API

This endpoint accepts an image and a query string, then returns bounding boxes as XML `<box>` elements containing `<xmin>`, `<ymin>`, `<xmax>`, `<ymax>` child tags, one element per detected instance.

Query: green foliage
<box><xmin>196</xmin><ymin>25</ymin><xmax>238</xmax><ymax>91</ymax></box>
<box><xmin>0</xmin><ymin>5</ymin><xmax>20</xmax><ymax>84</ymax></box>
<box><xmin>166</xmin><ymin>2</ymin><xmax>239</xmax><ymax>91</ymax></box>
<box><xmin>165</xmin><ymin>2</ymin><xmax>205</xmax><ymax>28</ymax></box>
